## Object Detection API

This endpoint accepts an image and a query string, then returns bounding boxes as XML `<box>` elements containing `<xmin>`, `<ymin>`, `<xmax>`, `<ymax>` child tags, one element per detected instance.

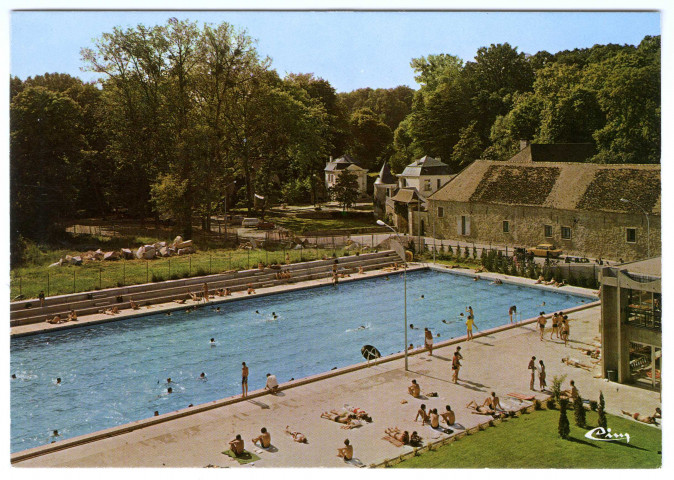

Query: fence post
<box><xmin>19</xmin><ymin>276</ymin><xmax>22</xmax><ymax>297</ymax></box>
<box><xmin>210</xmin><ymin>255</ymin><xmax>212</xmax><ymax>274</ymax></box>
<box><xmin>99</xmin><ymin>267</ymin><xmax>102</xmax><ymax>290</ymax></box>
<box><xmin>229</xmin><ymin>253</ymin><xmax>232</xmax><ymax>271</ymax></box>
<box><xmin>123</xmin><ymin>260</ymin><xmax>126</xmax><ymax>286</ymax></box>
<box><xmin>73</xmin><ymin>270</ymin><xmax>76</xmax><ymax>294</ymax></box>
<box><xmin>168</xmin><ymin>258</ymin><xmax>171</xmax><ymax>278</ymax></box>
<box><xmin>300</xmin><ymin>244</ymin><xmax>303</xmax><ymax>262</ymax></box>
<box><xmin>146</xmin><ymin>261</ymin><xmax>149</xmax><ymax>283</ymax></box>
<box><xmin>47</xmin><ymin>273</ymin><xmax>50</xmax><ymax>297</ymax></box>
<box><xmin>190</xmin><ymin>255</ymin><xmax>192</xmax><ymax>275</ymax></box>
<box><xmin>266</xmin><ymin>250</ymin><xmax>268</xmax><ymax>265</ymax></box>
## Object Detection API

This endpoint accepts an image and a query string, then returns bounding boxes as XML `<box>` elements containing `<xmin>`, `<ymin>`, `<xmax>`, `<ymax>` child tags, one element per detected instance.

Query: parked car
<box><xmin>256</xmin><ymin>221</ymin><xmax>275</xmax><ymax>230</ymax></box>
<box><xmin>527</xmin><ymin>243</ymin><xmax>563</xmax><ymax>258</ymax></box>
<box><xmin>241</xmin><ymin>217</ymin><xmax>261</xmax><ymax>227</ymax></box>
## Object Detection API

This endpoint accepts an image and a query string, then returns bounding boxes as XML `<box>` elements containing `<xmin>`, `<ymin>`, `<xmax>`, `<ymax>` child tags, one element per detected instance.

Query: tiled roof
<box><xmin>429</xmin><ymin>160</ymin><xmax>660</xmax><ymax>214</ymax></box>
<box><xmin>374</xmin><ymin>162</ymin><xmax>397</xmax><ymax>185</ymax></box>
<box><xmin>400</xmin><ymin>156</ymin><xmax>452</xmax><ymax>177</ymax></box>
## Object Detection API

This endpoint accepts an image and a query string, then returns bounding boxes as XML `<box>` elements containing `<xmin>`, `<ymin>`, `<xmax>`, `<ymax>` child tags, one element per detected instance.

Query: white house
<box><xmin>324</xmin><ymin>155</ymin><xmax>368</xmax><ymax>196</ymax></box>
<box><xmin>397</xmin><ymin>155</ymin><xmax>454</xmax><ymax>198</ymax></box>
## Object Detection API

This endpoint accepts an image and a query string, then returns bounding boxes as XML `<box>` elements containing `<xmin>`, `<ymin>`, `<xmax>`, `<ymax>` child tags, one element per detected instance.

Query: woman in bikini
<box><xmin>385</xmin><ymin>427</ymin><xmax>409</xmax><ymax>444</ymax></box>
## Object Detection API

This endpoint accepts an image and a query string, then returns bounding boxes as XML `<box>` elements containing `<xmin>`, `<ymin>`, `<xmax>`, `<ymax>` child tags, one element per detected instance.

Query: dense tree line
<box><xmin>9</xmin><ymin>19</ymin><xmax>659</xmax><ymax>264</ymax></box>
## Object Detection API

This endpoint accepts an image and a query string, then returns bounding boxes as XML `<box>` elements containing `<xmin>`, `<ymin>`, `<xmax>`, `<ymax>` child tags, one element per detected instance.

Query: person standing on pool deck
<box><xmin>509</xmin><ymin>305</ymin><xmax>517</xmax><ymax>323</ymax></box>
<box><xmin>39</xmin><ymin>290</ymin><xmax>45</xmax><ymax>308</ymax></box>
<box><xmin>528</xmin><ymin>356</ymin><xmax>537</xmax><ymax>390</ymax></box>
<box><xmin>241</xmin><ymin>362</ymin><xmax>249</xmax><ymax>397</ymax></box>
<box><xmin>537</xmin><ymin>312</ymin><xmax>547</xmax><ymax>341</ymax></box>
<box><xmin>452</xmin><ymin>347</ymin><xmax>463</xmax><ymax>383</ymax></box>
<box><xmin>424</xmin><ymin>328</ymin><xmax>434</xmax><ymax>356</ymax></box>
<box><xmin>466</xmin><ymin>314</ymin><xmax>478</xmax><ymax>341</ymax></box>
<box><xmin>203</xmin><ymin>283</ymin><xmax>210</xmax><ymax>302</ymax></box>
<box><xmin>539</xmin><ymin>360</ymin><xmax>547</xmax><ymax>391</ymax></box>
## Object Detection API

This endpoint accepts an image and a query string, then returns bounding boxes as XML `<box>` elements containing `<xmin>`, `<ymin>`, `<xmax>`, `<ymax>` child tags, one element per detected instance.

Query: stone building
<box><xmin>419</xmin><ymin>158</ymin><xmax>660</xmax><ymax>262</ymax></box>
<box><xmin>324</xmin><ymin>155</ymin><xmax>368</xmax><ymax>197</ymax></box>
<box><xmin>373</xmin><ymin>162</ymin><xmax>397</xmax><ymax>218</ymax></box>
<box><xmin>600</xmin><ymin>258</ymin><xmax>660</xmax><ymax>389</ymax></box>
<box><xmin>397</xmin><ymin>155</ymin><xmax>454</xmax><ymax>196</ymax></box>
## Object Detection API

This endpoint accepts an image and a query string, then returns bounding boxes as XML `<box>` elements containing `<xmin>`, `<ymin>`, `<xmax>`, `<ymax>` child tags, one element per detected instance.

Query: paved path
<box><xmin>14</xmin><ymin>296</ymin><xmax>660</xmax><ymax>468</ymax></box>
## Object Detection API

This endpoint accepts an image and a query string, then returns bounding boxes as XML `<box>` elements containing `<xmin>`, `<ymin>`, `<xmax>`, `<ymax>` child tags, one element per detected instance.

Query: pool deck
<box><xmin>12</xmin><ymin>264</ymin><xmax>660</xmax><ymax>467</ymax></box>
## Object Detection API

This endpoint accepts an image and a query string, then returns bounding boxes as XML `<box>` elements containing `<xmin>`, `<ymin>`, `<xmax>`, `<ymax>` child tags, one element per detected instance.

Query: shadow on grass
<box><xmin>565</xmin><ymin>436</ymin><xmax>600</xmax><ymax>448</ymax></box>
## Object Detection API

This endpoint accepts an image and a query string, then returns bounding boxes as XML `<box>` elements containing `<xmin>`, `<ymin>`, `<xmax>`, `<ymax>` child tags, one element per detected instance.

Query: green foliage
<box><xmin>598</xmin><ymin>391</ymin><xmax>608</xmax><ymax>429</ymax></box>
<box><xmin>573</xmin><ymin>395</ymin><xmax>587</xmax><ymax>427</ymax></box>
<box><xmin>328</xmin><ymin>170</ymin><xmax>360</xmax><ymax>211</ymax></box>
<box><xmin>551</xmin><ymin>374</ymin><xmax>567</xmax><ymax>405</ymax></box>
<box><xmin>558</xmin><ymin>398</ymin><xmax>571</xmax><ymax>439</ymax></box>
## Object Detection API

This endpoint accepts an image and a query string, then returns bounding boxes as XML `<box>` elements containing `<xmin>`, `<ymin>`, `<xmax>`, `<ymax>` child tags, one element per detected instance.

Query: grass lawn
<box><xmin>262</xmin><ymin>206</ymin><xmax>379</xmax><ymax>233</ymax></box>
<box><xmin>394</xmin><ymin>410</ymin><xmax>661</xmax><ymax>468</ymax></box>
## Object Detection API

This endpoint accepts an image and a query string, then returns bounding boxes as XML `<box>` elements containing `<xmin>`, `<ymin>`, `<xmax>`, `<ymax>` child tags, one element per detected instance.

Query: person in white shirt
<box><xmin>265</xmin><ymin>373</ymin><xmax>279</xmax><ymax>394</ymax></box>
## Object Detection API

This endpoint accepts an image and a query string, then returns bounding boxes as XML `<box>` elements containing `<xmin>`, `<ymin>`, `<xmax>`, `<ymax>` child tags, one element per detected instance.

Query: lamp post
<box><xmin>377</xmin><ymin>219</ymin><xmax>408</xmax><ymax>371</ymax></box>
<box><xmin>620</xmin><ymin>198</ymin><xmax>650</xmax><ymax>258</ymax></box>
<box><xmin>223</xmin><ymin>180</ymin><xmax>237</xmax><ymax>239</ymax></box>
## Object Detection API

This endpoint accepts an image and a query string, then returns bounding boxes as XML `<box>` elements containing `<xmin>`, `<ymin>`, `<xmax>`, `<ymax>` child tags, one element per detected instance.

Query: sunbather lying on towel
<box><xmin>344</xmin><ymin>406</ymin><xmax>372</xmax><ymax>422</ymax></box>
<box><xmin>562</xmin><ymin>356</ymin><xmax>593</xmax><ymax>371</ymax></box>
<box><xmin>482</xmin><ymin>392</ymin><xmax>505</xmax><ymax>411</ymax></box>
<box><xmin>385</xmin><ymin>427</ymin><xmax>410</xmax><ymax>444</ymax></box>
<box><xmin>409</xmin><ymin>431</ymin><xmax>423</xmax><ymax>446</ymax></box>
<box><xmin>321</xmin><ymin>410</ymin><xmax>362</xmax><ymax>428</ymax></box>
<box><xmin>285</xmin><ymin>426</ymin><xmax>308</xmax><ymax>443</ymax></box>
<box><xmin>621</xmin><ymin>408</ymin><xmax>661</xmax><ymax>425</ymax></box>
<box><xmin>466</xmin><ymin>400</ymin><xmax>503</xmax><ymax>417</ymax></box>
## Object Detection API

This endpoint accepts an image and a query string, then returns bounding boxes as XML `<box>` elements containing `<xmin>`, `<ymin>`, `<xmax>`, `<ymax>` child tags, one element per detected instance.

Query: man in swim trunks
<box><xmin>415</xmin><ymin>404</ymin><xmax>429</xmax><ymax>425</ymax></box>
<box><xmin>509</xmin><ymin>305</ymin><xmax>517</xmax><ymax>323</ymax></box>
<box><xmin>452</xmin><ymin>347</ymin><xmax>462</xmax><ymax>383</ymax></box>
<box><xmin>429</xmin><ymin>408</ymin><xmax>440</xmax><ymax>428</ymax></box>
<box><xmin>424</xmin><ymin>328</ymin><xmax>434</xmax><ymax>355</ymax></box>
<box><xmin>385</xmin><ymin>427</ymin><xmax>409</xmax><ymax>444</ymax></box>
<box><xmin>229</xmin><ymin>434</ymin><xmax>245</xmax><ymax>456</ymax></box>
<box><xmin>528</xmin><ymin>356</ymin><xmax>537</xmax><ymax>390</ymax></box>
<box><xmin>408</xmin><ymin>379</ymin><xmax>421</xmax><ymax>398</ymax></box>
<box><xmin>440</xmin><ymin>405</ymin><xmax>455</xmax><ymax>425</ymax></box>
<box><xmin>537</xmin><ymin>312</ymin><xmax>547</xmax><ymax>341</ymax></box>
<box><xmin>241</xmin><ymin>362</ymin><xmax>249</xmax><ymax>397</ymax></box>
<box><xmin>252</xmin><ymin>427</ymin><xmax>271</xmax><ymax>448</ymax></box>
<box><xmin>337</xmin><ymin>439</ymin><xmax>353</xmax><ymax>460</ymax></box>
<box><xmin>621</xmin><ymin>408</ymin><xmax>661</xmax><ymax>425</ymax></box>
<box><xmin>483</xmin><ymin>392</ymin><xmax>504</xmax><ymax>411</ymax></box>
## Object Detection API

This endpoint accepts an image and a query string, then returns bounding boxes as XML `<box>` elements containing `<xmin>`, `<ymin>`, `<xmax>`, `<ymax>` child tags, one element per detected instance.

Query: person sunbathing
<box><xmin>321</xmin><ymin>410</ymin><xmax>361</xmax><ymax>428</ymax></box>
<box><xmin>466</xmin><ymin>400</ymin><xmax>499</xmax><ymax>416</ymax></box>
<box><xmin>67</xmin><ymin>309</ymin><xmax>78</xmax><ymax>321</ymax></box>
<box><xmin>408</xmin><ymin>379</ymin><xmax>421</xmax><ymax>398</ymax></box>
<box><xmin>385</xmin><ymin>427</ymin><xmax>410</xmax><ymax>444</ymax></box>
<box><xmin>555</xmin><ymin>280</ymin><xmax>566</xmax><ymax>287</ymax></box>
<box><xmin>621</xmin><ymin>408</ymin><xmax>661</xmax><ymax>425</ymax></box>
<box><xmin>229</xmin><ymin>434</ymin><xmax>245</xmax><ymax>456</ymax></box>
<box><xmin>285</xmin><ymin>426</ymin><xmax>308</xmax><ymax>443</ymax></box>
<box><xmin>561</xmin><ymin>380</ymin><xmax>579</xmax><ymax>400</ymax></box>
<box><xmin>337</xmin><ymin>439</ymin><xmax>353</xmax><ymax>460</ymax></box>
<box><xmin>429</xmin><ymin>408</ymin><xmax>440</xmax><ymax>428</ymax></box>
<box><xmin>562</xmin><ymin>356</ymin><xmax>593</xmax><ymax>371</ymax></box>
<box><xmin>409</xmin><ymin>431</ymin><xmax>422</xmax><ymax>446</ymax></box>
<box><xmin>483</xmin><ymin>392</ymin><xmax>505</xmax><ymax>411</ymax></box>
<box><xmin>346</xmin><ymin>406</ymin><xmax>372</xmax><ymax>422</ymax></box>
<box><xmin>247</xmin><ymin>284</ymin><xmax>256</xmax><ymax>294</ymax></box>
<box><xmin>188</xmin><ymin>291</ymin><xmax>200</xmax><ymax>302</ymax></box>
<box><xmin>104</xmin><ymin>306</ymin><xmax>119</xmax><ymax>315</ymax></box>
<box><xmin>544</xmin><ymin>278</ymin><xmax>557</xmax><ymax>286</ymax></box>
<box><xmin>415</xmin><ymin>404</ymin><xmax>429</xmax><ymax>425</ymax></box>
<box><xmin>358</xmin><ymin>265</ymin><xmax>365</xmax><ymax>274</ymax></box>
<box><xmin>536</xmin><ymin>275</ymin><xmax>545</xmax><ymax>284</ymax></box>
<box><xmin>225</xmin><ymin>288</ymin><xmax>232</xmax><ymax>296</ymax></box>
<box><xmin>46</xmin><ymin>315</ymin><xmax>66</xmax><ymax>324</ymax></box>
<box><xmin>251</xmin><ymin>427</ymin><xmax>271</xmax><ymax>448</ymax></box>
<box><xmin>174</xmin><ymin>298</ymin><xmax>187</xmax><ymax>304</ymax></box>
<box><xmin>440</xmin><ymin>405</ymin><xmax>455</xmax><ymax>425</ymax></box>
<box><xmin>129</xmin><ymin>297</ymin><xmax>140</xmax><ymax>310</ymax></box>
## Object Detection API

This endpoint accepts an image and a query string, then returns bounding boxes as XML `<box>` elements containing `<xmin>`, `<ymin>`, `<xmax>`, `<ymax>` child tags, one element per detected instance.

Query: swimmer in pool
<box><xmin>11</xmin><ymin>374</ymin><xmax>16</xmax><ymax>379</ymax></box>
<box><xmin>409</xmin><ymin>324</ymin><xmax>418</xmax><ymax>330</ymax></box>
<box><xmin>420</xmin><ymin>295</ymin><xmax>425</xmax><ymax>299</ymax></box>
<box><xmin>167</xmin><ymin>387</ymin><xmax>173</xmax><ymax>394</ymax></box>
<box><xmin>56</xmin><ymin>378</ymin><xmax>61</xmax><ymax>384</ymax></box>
<box><xmin>210</xmin><ymin>338</ymin><xmax>216</xmax><ymax>346</ymax></box>
<box><xmin>272</xmin><ymin>312</ymin><xmax>278</xmax><ymax>319</ymax></box>
<box><xmin>256</xmin><ymin>310</ymin><xmax>260</xmax><ymax>314</ymax></box>
<box><xmin>199</xmin><ymin>372</ymin><xmax>206</xmax><ymax>379</ymax></box>
<box><xmin>167</xmin><ymin>377</ymin><xmax>172</xmax><ymax>383</ymax></box>
<box><xmin>52</xmin><ymin>429</ymin><xmax>59</xmax><ymax>437</ymax></box>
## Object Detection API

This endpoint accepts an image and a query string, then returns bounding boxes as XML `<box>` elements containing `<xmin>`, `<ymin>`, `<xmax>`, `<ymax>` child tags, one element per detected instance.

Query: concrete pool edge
<box><xmin>11</xmin><ymin>286</ymin><xmax>600</xmax><ymax>465</ymax></box>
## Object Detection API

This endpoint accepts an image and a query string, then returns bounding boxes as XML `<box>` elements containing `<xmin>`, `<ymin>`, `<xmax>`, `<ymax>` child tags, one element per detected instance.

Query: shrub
<box><xmin>472</xmin><ymin>246</ymin><xmax>477</xmax><ymax>259</ymax></box>
<box><xmin>534</xmin><ymin>399</ymin><xmax>542</xmax><ymax>410</ymax></box>
<box><xmin>589</xmin><ymin>400</ymin><xmax>598</xmax><ymax>411</ymax></box>
<box><xmin>464</xmin><ymin>246</ymin><xmax>470</xmax><ymax>258</ymax></box>
<box><xmin>573</xmin><ymin>395</ymin><xmax>586</xmax><ymax>427</ymax></box>
<box><xmin>597</xmin><ymin>391</ymin><xmax>607</xmax><ymax>429</ymax></box>
<box><xmin>151</xmin><ymin>273</ymin><xmax>165</xmax><ymax>283</ymax></box>
<box><xmin>546</xmin><ymin>397</ymin><xmax>556</xmax><ymax>410</ymax></box>
<box><xmin>558</xmin><ymin>398</ymin><xmax>571</xmax><ymax>439</ymax></box>
<box><xmin>195</xmin><ymin>267</ymin><xmax>208</xmax><ymax>277</ymax></box>
<box><xmin>551</xmin><ymin>374</ymin><xmax>567</xmax><ymax>405</ymax></box>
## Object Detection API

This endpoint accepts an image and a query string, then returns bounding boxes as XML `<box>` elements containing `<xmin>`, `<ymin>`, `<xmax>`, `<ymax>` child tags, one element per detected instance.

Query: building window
<box><xmin>401</xmin><ymin>178</ymin><xmax>406</xmax><ymax>187</ymax></box>
<box><xmin>561</xmin><ymin>226</ymin><xmax>571</xmax><ymax>240</ymax></box>
<box><xmin>437</xmin><ymin>179</ymin><xmax>442</xmax><ymax>189</ymax></box>
<box><xmin>437</xmin><ymin>206</ymin><xmax>444</xmax><ymax>218</ymax></box>
<box><xmin>424</xmin><ymin>179</ymin><xmax>431</xmax><ymax>191</ymax></box>
<box><xmin>544</xmin><ymin>225</ymin><xmax>553</xmax><ymax>238</ymax></box>
<box><xmin>458</xmin><ymin>215</ymin><xmax>470</xmax><ymax>236</ymax></box>
<box><xmin>626</xmin><ymin>228</ymin><xmax>637</xmax><ymax>243</ymax></box>
<box><xmin>503</xmin><ymin>220</ymin><xmax>509</xmax><ymax>233</ymax></box>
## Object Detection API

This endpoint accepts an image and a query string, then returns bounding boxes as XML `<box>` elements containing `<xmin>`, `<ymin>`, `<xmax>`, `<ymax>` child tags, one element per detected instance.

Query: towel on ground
<box><xmin>222</xmin><ymin>450</ymin><xmax>260</xmax><ymax>464</ymax></box>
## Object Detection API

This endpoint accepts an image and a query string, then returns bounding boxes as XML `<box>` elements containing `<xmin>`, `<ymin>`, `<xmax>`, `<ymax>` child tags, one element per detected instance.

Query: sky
<box><xmin>10</xmin><ymin>9</ymin><xmax>661</xmax><ymax>92</ymax></box>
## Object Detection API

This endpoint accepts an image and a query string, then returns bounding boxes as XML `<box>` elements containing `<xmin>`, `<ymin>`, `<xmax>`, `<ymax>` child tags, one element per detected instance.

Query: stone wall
<box><xmin>418</xmin><ymin>200</ymin><xmax>660</xmax><ymax>262</ymax></box>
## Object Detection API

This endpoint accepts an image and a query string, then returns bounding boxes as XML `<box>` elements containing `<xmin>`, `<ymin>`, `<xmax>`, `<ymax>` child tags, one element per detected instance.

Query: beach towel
<box><xmin>429</xmin><ymin>425</ymin><xmax>453</xmax><ymax>435</ymax></box>
<box><xmin>344</xmin><ymin>458</ymin><xmax>366</xmax><ymax>467</ymax></box>
<box><xmin>222</xmin><ymin>449</ymin><xmax>260</xmax><ymax>464</ymax></box>
<box><xmin>382</xmin><ymin>435</ymin><xmax>405</xmax><ymax>447</ymax></box>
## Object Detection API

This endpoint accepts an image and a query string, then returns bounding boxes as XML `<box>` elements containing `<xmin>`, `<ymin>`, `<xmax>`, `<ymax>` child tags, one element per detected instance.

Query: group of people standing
<box><xmin>537</xmin><ymin>312</ymin><xmax>570</xmax><ymax>345</ymax></box>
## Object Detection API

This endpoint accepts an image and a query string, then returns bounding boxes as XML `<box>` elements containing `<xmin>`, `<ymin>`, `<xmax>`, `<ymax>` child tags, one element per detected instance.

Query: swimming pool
<box><xmin>10</xmin><ymin>269</ymin><xmax>592</xmax><ymax>452</ymax></box>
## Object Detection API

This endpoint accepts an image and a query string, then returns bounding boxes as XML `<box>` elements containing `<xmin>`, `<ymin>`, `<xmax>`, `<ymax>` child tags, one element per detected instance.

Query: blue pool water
<box><xmin>10</xmin><ymin>269</ymin><xmax>592</xmax><ymax>452</ymax></box>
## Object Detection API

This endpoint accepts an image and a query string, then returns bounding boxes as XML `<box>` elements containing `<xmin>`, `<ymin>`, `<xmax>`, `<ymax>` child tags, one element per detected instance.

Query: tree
<box><xmin>10</xmin><ymin>87</ymin><xmax>85</xmax><ymax>249</ymax></box>
<box><xmin>348</xmin><ymin>108</ymin><xmax>393</xmax><ymax>170</ymax></box>
<box><xmin>451</xmin><ymin>121</ymin><xmax>484</xmax><ymax>166</ymax></box>
<box><xmin>558</xmin><ymin>398</ymin><xmax>571</xmax><ymax>439</ymax></box>
<box><xmin>573</xmin><ymin>393</ymin><xmax>586</xmax><ymax>427</ymax></box>
<box><xmin>329</xmin><ymin>170</ymin><xmax>359</xmax><ymax>211</ymax></box>
<box><xmin>597</xmin><ymin>391</ymin><xmax>607</xmax><ymax>429</ymax></box>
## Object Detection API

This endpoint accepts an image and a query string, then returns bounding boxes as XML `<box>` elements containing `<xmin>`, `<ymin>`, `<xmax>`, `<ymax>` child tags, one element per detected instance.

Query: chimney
<box><xmin>519</xmin><ymin>140</ymin><xmax>530</xmax><ymax>151</ymax></box>
<box><xmin>329</xmin><ymin>156</ymin><xmax>333</xmax><ymax>161</ymax></box>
